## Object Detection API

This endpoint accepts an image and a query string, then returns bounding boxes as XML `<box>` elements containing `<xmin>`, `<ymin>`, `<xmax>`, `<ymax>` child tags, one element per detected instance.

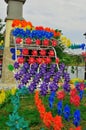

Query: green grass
<box><xmin>0</xmin><ymin>93</ymin><xmax>86</xmax><ymax>130</ymax></box>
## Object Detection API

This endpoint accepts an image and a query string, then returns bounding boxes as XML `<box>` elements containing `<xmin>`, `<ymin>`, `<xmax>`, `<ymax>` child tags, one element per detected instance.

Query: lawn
<box><xmin>0</xmin><ymin>90</ymin><xmax>86</xmax><ymax>130</ymax></box>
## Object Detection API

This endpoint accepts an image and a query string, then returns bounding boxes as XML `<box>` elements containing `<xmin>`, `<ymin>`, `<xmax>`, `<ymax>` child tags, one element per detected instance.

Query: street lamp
<box><xmin>83</xmin><ymin>32</ymin><xmax>86</xmax><ymax>80</ymax></box>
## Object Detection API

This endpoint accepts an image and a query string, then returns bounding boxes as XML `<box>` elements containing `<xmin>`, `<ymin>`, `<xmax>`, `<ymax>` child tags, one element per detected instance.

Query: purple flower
<box><xmin>40</xmin><ymin>90</ymin><xmax>48</xmax><ymax>96</ymax></box>
<box><xmin>40</xmin><ymin>82</ymin><xmax>48</xmax><ymax>91</ymax></box>
<box><xmin>63</xmin><ymin>83</ymin><xmax>70</xmax><ymax>92</ymax></box>
<box><xmin>21</xmin><ymin>77</ymin><xmax>28</xmax><ymax>84</ymax></box>
<box><xmin>28</xmin><ymin>82</ymin><xmax>36</xmax><ymax>93</ymax></box>
<box><xmin>31</xmin><ymin>63</ymin><xmax>39</xmax><ymax>70</ymax></box>
<box><xmin>14</xmin><ymin>62</ymin><xmax>19</xmax><ymax>69</ymax></box>
<box><xmin>24</xmin><ymin>73</ymin><xmax>31</xmax><ymax>80</ymax></box>
<box><xmin>18</xmin><ymin>84</ymin><xmax>24</xmax><ymax>89</ymax></box>
<box><xmin>49</xmin><ymin>82</ymin><xmax>58</xmax><ymax>92</ymax></box>
<box><xmin>23</xmin><ymin>62</ymin><xmax>30</xmax><ymax>69</ymax></box>
<box><xmin>14</xmin><ymin>73</ymin><xmax>21</xmax><ymax>80</ymax></box>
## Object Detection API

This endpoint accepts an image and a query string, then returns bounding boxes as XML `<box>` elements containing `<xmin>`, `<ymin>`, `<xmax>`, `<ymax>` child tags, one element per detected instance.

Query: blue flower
<box><xmin>63</xmin><ymin>105</ymin><xmax>71</xmax><ymax>121</ymax></box>
<box><xmin>57</xmin><ymin>101</ymin><xmax>62</xmax><ymax>115</ymax></box>
<box><xmin>73</xmin><ymin>110</ymin><xmax>80</xmax><ymax>127</ymax></box>
<box><xmin>79</xmin><ymin>90</ymin><xmax>84</xmax><ymax>100</ymax></box>
<box><xmin>48</xmin><ymin>91</ymin><xmax>55</xmax><ymax>109</ymax></box>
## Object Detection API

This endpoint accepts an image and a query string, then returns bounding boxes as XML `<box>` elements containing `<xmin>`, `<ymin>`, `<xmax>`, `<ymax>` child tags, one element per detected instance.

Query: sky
<box><xmin>0</xmin><ymin>0</ymin><xmax>86</xmax><ymax>44</ymax></box>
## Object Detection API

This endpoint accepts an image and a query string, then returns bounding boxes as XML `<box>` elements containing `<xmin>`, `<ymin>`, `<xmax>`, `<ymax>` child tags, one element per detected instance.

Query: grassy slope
<box><xmin>0</xmin><ymin>93</ymin><xmax>86</xmax><ymax>130</ymax></box>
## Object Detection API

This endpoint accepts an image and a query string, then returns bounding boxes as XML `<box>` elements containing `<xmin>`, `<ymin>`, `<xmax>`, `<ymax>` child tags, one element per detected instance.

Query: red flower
<box><xmin>22</xmin><ymin>48</ymin><xmax>29</xmax><ymax>55</ymax></box>
<box><xmin>48</xmin><ymin>50</ymin><xmax>55</xmax><ymax>57</ymax></box>
<box><xmin>35</xmin><ymin>26</ymin><xmax>44</xmax><ymax>30</ymax></box>
<box><xmin>25</xmin><ymin>38</ymin><xmax>32</xmax><ymax>44</ymax></box>
<box><xmin>56</xmin><ymin>58</ymin><xmax>59</xmax><ymax>64</ymax></box>
<box><xmin>69</xmin><ymin>128</ymin><xmax>74</xmax><ymax>130</ymax></box>
<box><xmin>70</xmin><ymin>96</ymin><xmax>74</xmax><ymax>104</ymax></box>
<box><xmin>70</xmin><ymin>94</ymin><xmax>80</xmax><ymax>107</ymax></box>
<box><xmin>45</xmin><ymin>57</ymin><xmax>51</xmax><ymax>64</ymax></box>
<box><xmin>43</xmin><ymin>112</ymin><xmax>53</xmax><ymax>128</ymax></box>
<box><xmin>43</xmin><ymin>39</ymin><xmax>49</xmax><ymax>46</ymax></box>
<box><xmin>75</xmin><ymin>126</ymin><xmax>82</xmax><ymax>130</ymax></box>
<box><xmin>53</xmin><ymin>115</ymin><xmax>63</xmax><ymax>130</ymax></box>
<box><xmin>32</xmin><ymin>50</ymin><xmax>38</xmax><ymax>56</ymax></box>
<box><xmin>12</xmin><ymin>20</ymin><xmax>20</xmax><ymax>27</ymax></box>
<box><xmin>34</xmin><ymin>91</ymin><xmax>64</xmax><ymax>129</ymax></box>
<box><xmin>57</xmin><ymin>90</ymin><xmax>65</xmax><ymax>100</ymax></box>
<box><xmin>28</xmin><ymin>57</ymin><xmax>35</xmax><ymax>64</ymax></box>
<box><xmin>70</xmin><ymin>88</ymin><xmax>77</xmax><ymax>96</ymax></box>
<box><xmin>82</xmin><ymin>52</ymin><xmax>86</xmax><ymax>57</ymax></box>
<box><xmin>36</xmin><ymin>39</ymin><xmax>41</xmax><ymax>45</ymax></box>
<box><xmin>40</xmin><ymin>50</ymin><xmax>46</xmax><ymax>56</ymax></box>
<box><xmin>54</xmin><ymin>31</ymin><xmax>61</xmax><ymax>37</ymax></box>
<box><xmin>36</xmin><ymin>57</ymin><xmax>42</xmax><ymax>64</ymax></box>
<box><xmin>16</xmin><ymin>37</ymin><xmax>22</xmax><ymax>44</ymax></box>
<box><xmin>17</xmin><ymin>57</ymin><xmax>24</xmax><ymax>64</ymax></box>
<box><xmin>39</xmin><ymin>105</ymin><xmax>46</xmax><ymax>119</ymax></box>
<box><xmin>69</xmin><ymin>126</ymin><xmax>82</xmax><ymax>130</ymax></box>
<box><xmin>52</xmin><ymin>40</ymin><xmax>57</xmax><ymax>47</ymax></box>
<box><xmin>73</xmin><ymin>95</ymin><xmax>80</xmax><ymax>107</ymax></box>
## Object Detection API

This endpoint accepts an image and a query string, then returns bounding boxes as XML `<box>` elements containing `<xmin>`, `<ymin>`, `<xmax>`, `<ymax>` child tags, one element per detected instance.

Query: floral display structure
<box><xmin>6</xmin><ymin>20</ymin><xmax>86</xmax><ymax>130</ymax></box>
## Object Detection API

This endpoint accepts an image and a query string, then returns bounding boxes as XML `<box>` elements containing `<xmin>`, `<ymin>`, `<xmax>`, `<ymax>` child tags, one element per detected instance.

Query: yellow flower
<box><xmin>32</xmin><ymin>27</ymin><xmax>35</xmax><ymax>30</ymax></box>
<box><xmin>60</xmin><ymin>35</ymin><xmax>72</xmax><ymax>47</ymax></box>
<box><xmin>0</xmin><ymin>40</ymin><xmax>4</xmax><ymax>46</ymax></box>
<box><xmin>70</xmin><ymin>78</ymin><xmax>83</xmax><ymax>83</ymax></box>
<box><xmin>0</xmin><ymin>89</ymin><xmax>6</xmax><ymax>104</ymax></box>
<box><xmin>66</xmin><ymin>39</ymin><xmax>71</xmax><ymax>47</ymax></box>
<box><xmin>23</xmin><ymin>27</ymin><xmax>27</xmax><ymax>31</ymax></box>
<box><xmin>26</xmin><ymin>25</ymin><xmax>31</xmax><ymax>30</ymax></box>
<box><xmin>16</xmin><ymin>50</ymin><xmax>21</xmax><ymax>56</ymax></box>
<box><xmin>61</xmin><ymin>36</ymin><xmax>67</xmax><ymax>41</ymax></box>
<box><xmin>11</xmin><ymin>87</ymin><xmax>16</xmax><ymax>95</ymax></box>
<box><xmin>18</xmin><ymin>24</ymin><xmax>22</xmax><ymax>28</ymax></box>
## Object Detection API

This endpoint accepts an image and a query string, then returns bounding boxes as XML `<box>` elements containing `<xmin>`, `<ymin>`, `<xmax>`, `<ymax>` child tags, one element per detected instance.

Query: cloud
<box><xmin>0</xmin><ymin>0</ymin><xmax>86</xmax><ymax>43</ymax></box>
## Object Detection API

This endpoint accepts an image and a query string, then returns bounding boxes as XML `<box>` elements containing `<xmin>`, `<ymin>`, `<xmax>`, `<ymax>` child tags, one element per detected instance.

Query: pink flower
<box><xmin>80</xmin><ymin>83</ymin><xmax>84</xmax><ymax>90</ymax></box>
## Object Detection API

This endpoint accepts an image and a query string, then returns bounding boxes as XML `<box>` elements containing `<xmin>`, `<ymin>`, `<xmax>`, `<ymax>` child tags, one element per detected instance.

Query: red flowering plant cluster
<box><xmin>12</xmin><ymin>20</ymin><xmax>61</xmax><ymax>47</ymax></box>
<box><xmin>34</xmin><ymin>91</ymin><xmax>64</xmax><ymax>130</ymax></box>
<box><xmin>70</xmin><ymin>126</ymin><xmax>82</xmax><ymax>130</ymax></box>
<box><xmin>70</xmin><ymin>88</ymin><xmax>80</xmax><ymax>107</ymax></box>
<box><xmin>22</xmin><ymin>49</ymin><xmax>55</xmax><ymax>57</ymax></box>
<box><xmin>15</xmin><ymin>37</ymin><xmax>58</xmax><ymax>47</ymax></box>
<box><xmin>11</xmin><ymin>19</ymin><xmax>61</xmax><ymax>65</ymax></box>
<box><xmin>56</xmin><ymin>90</ymin><xmax>65</xmax><ymax>100</ymax></box>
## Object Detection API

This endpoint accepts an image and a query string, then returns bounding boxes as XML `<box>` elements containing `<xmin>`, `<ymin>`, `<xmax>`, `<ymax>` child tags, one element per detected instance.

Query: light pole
<box><xmin>83</xmin><ymin>33</ymin><xmax>86</xmax><ymax>80</ymax></box>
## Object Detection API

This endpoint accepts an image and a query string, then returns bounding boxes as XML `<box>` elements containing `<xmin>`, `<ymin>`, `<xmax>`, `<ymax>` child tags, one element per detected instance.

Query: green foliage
<box><xmin>0</xmin><ymin>89</ymin><xmax>86</xmax><ymax>129</ymax></box>
<box><xmin>6</xmin><ymin>88</ymin><xmax>30</xmax><ymax>130</ymax></box>
<box><xmin>6</xmin><ymin>113</ymin><xmax>29</xmax><ymax>130</ymax></box>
